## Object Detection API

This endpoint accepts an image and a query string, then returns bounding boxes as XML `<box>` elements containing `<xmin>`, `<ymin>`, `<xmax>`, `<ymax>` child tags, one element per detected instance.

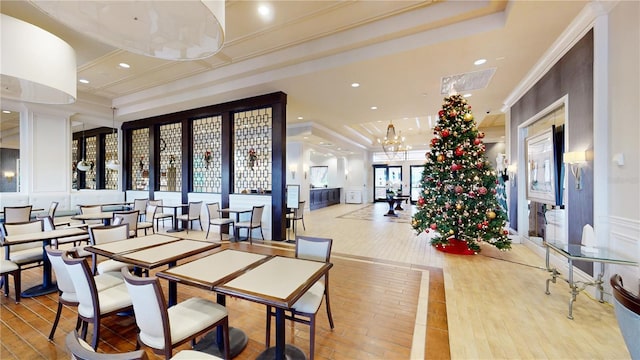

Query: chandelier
<box><xmin>106</xmin><ymin>107</ymin><xmax>121</xmax><ymax>171</ymax></box>
<box><xmin>377</xmin><ymin>121</ymin><xmax>411</xmax><ymax>161</ymax></box>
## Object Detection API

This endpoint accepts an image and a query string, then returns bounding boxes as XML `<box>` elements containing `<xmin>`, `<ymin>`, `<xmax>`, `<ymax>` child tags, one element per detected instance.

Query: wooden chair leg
<box><xmin>2</xmin><ymin>274</ymin><xmax>8</xmax><ymax>296</ymax></box>
<box><xmin>325</xmin><ymin>289</ymin><xmax>334</xmax><ymax>329</ymax></box>
<box><xmin>14</xmin><ymin>271</ymin><xmax>20</xmax><ymax>304</ymax></box>
<box><xmin>49</xmin><ymin>300</ymin><xmax>64</xmax><ymax>340</ymax></box>
<box><xmin>265</xmin><ymin>306</ymin><xmax>272</xmax><ymax>347</ymax></box>
<box><xmin>309</xmin><ymin>314</ymin><xmax>316</xmax><ymax>360</ymax></box>
<box><xmin>91</xmin><ymin>319</ymin><xmax>100</xmax><ymax>350</ymax></box>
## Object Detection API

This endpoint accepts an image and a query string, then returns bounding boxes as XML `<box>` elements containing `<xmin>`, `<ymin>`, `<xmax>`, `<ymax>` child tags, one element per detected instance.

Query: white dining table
<box><xmin>2</xmin><ymin>227</ymin><xmax>88</xmax><ymax>297</ymax></box>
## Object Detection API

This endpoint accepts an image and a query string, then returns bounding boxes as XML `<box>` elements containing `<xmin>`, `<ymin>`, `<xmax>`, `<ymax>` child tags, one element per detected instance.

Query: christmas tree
<box><xmin>411</xmin><ymin>94</ymin><xmax>511</xmax><ymax>253</ymax></box>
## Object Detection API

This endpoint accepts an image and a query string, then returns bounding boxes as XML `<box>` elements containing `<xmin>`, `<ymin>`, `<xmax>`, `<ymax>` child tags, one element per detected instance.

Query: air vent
<box><xmin>440</xmin><ymin>68</ymin><xmax>496</xmax><ymax>94</ymax></box>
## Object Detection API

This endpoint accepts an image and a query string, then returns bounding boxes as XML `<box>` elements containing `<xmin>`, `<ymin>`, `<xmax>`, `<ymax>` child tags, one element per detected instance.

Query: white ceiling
<box><xmin>0</xmin><ymin>0</ymin><xmax>588</xmax><ymax>154</ymax></box>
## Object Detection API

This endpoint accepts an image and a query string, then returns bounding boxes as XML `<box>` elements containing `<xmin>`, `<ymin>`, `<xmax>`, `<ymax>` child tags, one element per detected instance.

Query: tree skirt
<box><xmin>434</xmin><ymin>238</ymin><xmax>476</xmax><ymax>255</ymax></box>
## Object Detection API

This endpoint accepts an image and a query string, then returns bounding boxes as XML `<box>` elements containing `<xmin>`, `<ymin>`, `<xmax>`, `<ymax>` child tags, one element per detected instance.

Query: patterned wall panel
<box><xmin>105</xmin><ymin>132</ymin><xmax>118</xmax><ymax>189</ymax></box>
<box><xmin>234</xmin><ymin>107</ymin><xmax>272</xmax><ymax>192</ymax></box>
<box><xmin>159</xmin><ymin>123</ymin><xmax>182</xmax><ymax>192</ymax></box>
<box><xmin>193</xmin><ymin>116</ymin><xmax>222</xmax><ymax>193</ymax></box>
<box><xmin>131</xmin><ymin>128</ymin><xmax>149</xmax><ymax>190</ymax></box>
<box><xmin>84</xmin><ymin>136</ymin><xmax>97</xmax><ymax>189</ymax></box>
<box><xmin>72</xmin><ymin>139</ymin><xmax>78</xmax><ymax>190</ymax></box>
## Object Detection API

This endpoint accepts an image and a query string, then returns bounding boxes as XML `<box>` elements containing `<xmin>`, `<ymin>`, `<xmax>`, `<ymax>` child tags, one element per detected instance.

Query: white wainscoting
<box><xmin>229</xmin><ymin>194</ymin><xmax>272</xmax><ymax>240</ymax></box>
<box><xmin>608</xmin><ymin>216</ymin><xmax>640</xmax><ymax>294</ymax></box>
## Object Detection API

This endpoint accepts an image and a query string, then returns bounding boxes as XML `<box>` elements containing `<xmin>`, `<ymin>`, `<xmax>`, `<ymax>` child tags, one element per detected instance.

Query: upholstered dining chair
<box><xmin>133</xmin><ymin>199</ymin><xmax>148</xmax><ymax>222</ymax></box>
<box><xmin>88</xmin><ymin>224</ymin><xmax>131</xmax><ymax>275</ymax></box>
<box><xmin>1</xmin><ymin>220</ymin><xmax>45</xmax><ymax>298</ymax></box>
<box><xmin>149</xmin><ymin>200</ymin><xmax>173</xmax><ymax>231</ymax></box>
<box><xmin>79</xmin><ymin>205</ymin><xmax>104</xmax><ymax>227</ymax></box>
<box><xmin>265</xmin><ymin>235</ymin><xmax>334</xmax><ymax>360</ymax></box>
<box><xmin>610</xmin><ymin>274</ymin><xmax>640</xmax><ymax>359</ymax></box>
<box><xmin>234</xmin><ymin>205</ymin><xmax>265</xmax><ymax>244</ymax></box>
<box><xmin>65</xmin><ymin>330</ymin><xmax>223</xmax><ymax>360</ymax></box>
<box><xmin>3</xmin><ymin>205</ymin><xmax>33</xmax><ymax>224</ymax></box>
<box><xmin>205</xmin><ymin>202</ymin><xmax>234</xmax><ymax>242</ymax></box>
<box><xmin>176</xmin><ymin>201</ymin><xmax>203</xmax><ymax>233</ymax></box>
<box><xmin>62</xmin><ymin>255</ymin><xmax>132</xmax><ymax>350</ymax></box>
<box><xmin>137</xmin><ymin>204</ymin><xmax>157</xmax><ymax>235</ymax></box>
<box><xmin>121</xmin><ymin>268</ymin><xmax>230</xmax><ymax>360</ymax></box>
<box><xmin>38</xmin><ymin>215</ymin><xmax>90</xmax><ymax>249</ymax></box>
<box><xmin>46</xmin><ymin>247</ymin><xmax>124</xmax><ymax>341</ymax></box>
<box><xmin>286</xmin><ymin>201</ymin><xmax>306</xmax><ymax>238</ymax></box>
<box><xmin>0</xmin><ymin>258</ymin><xmax>20</xmax><ymax>303</ymax></box>
<box><xmin>112</xmin><ymin>210</ymin><xmax>140</xmax><ymax>238</ymax></box>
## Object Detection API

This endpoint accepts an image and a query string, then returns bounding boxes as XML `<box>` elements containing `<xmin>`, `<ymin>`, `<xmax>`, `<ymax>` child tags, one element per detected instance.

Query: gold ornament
<box><xmin>437</xmin><ymin>154</ymin><xmax>445</xmax><ymax>162</ymax></box>
<box><xmin>456</xmin><ymin>204</ymin><xmax>463</xmax><ymax>210</ymax></box>
<box><xmin>449</xmin><ymin>229</ymin><xmax>455</xmax><ymax>235</ymax></box>
<box><xmin>487</xmin><ymin>211</ymin><xmax>496</xmax><ymax>219</ymax></box>
<box><xmin>464</xmin><ymin>113</ymin><xmax>473</xmax><ymax>121</ymax></box>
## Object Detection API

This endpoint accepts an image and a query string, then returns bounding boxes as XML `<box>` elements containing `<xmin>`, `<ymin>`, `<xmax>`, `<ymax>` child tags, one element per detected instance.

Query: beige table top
<box><xmin>115</xmin><ymin>239</ymin><xmax>219</xmax><ymax>269</ymax></box>
<box><xmin>84</xmin><ymin>233</ymin><xmax>179</xmax><ymax>257</ymax></box>
<box><xmin>71</xmin><ymin>212</ymin><xmax>114</xmax><ymax>221</ymax></box>
<box><xmin>2</xmin><ymin>228</ymin><xmax>88</xmax><ymax>245</ymax></box>
<box><xmin>216</xmin><ymin>256</ymin><xmax>332</xmax><ymax>309</ymax></box>
<box><xmin>157</xmin><ymin>249</ymin><xmax>271</xmax><ymax>290</ymax></box>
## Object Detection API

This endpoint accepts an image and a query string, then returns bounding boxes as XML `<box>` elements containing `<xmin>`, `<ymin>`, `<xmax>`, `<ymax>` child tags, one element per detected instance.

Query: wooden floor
<box><xmin>0</xmin><ymin>202</ymin><xmax>631</xmax><ymax>359</ymax></box>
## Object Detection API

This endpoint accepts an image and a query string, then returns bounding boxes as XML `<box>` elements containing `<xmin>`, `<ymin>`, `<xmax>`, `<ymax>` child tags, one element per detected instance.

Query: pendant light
<box><xmin>77</xmin><ymin>124</ymin><xmax>90</xmax><ymax>172</ymax></box>
<box><xmin>106</xmin><ymin>107</ymin><xmax>121</xmax><ymax>171</ymax></box>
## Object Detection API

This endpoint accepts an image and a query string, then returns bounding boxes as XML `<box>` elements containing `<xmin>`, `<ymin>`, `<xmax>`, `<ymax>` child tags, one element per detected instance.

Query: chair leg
<box><xmin>325</xmin><ymin>289</ymin><xmax>334</xmax><ymax>329</ymax></box>
<box><xmin>75</xmin><ymin>316</ymin><xmax>82</xmax><ymax>331</ymax></box>
<box><xmin>91</xmin><ymin>318</ymin><xmax>100</xmax><ymax>350</ymax></box>
<box><xmin>260</xmin><ymin>227</ymin><xmax>264</xmax><ymax>240</ymax></box>
<box><xmin>222</xmin><ymin>318</ymin><xmax>230</xmax><ymax>360</ymax></box>
<box><xmin>198</xmin><ymin>219</ymin><xmax>203</xmax><ymax>232</ymax></box>
<box><xmin>2</xmin><ymin>274</ymin><xmax>8</xmax><ymax>297</ymax></box>
<box><xmin>309</xmin><ymin>314</ymin><xmax>316</xmax><ymax>360</ymax></box>
<box><xmin>302</xmin><ymin>218</ymin><xmax>306</xmax><ymax>230</ymax></box>
<box><xmin>265</xmin><ymin>306</ymin><xmax>272</xmax><ymax>347</ymax></box>
<box><xmin>206</xmin><ymin>224</ymin><xmax>211</xmax><ymax>239</ymax></box>
<box><xmin>80</xmin><ymin>321</ymin><xmax>88</xmax><ymax>340</ymax></box>
<box><xmin>49</xmin><ymin>300</ymin><xmax>64</xmax><ymax>340</ymax></box>
<box><xmin>13</xmin><ymin>271</ymin><xmax>21</xmax><ymax>304</ymax></box>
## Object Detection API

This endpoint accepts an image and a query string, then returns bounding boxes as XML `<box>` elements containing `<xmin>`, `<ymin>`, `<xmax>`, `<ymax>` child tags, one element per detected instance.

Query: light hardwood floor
<box><xmin>0</xmin><ymin>202</ymin><xmax>631</xmax><ymax>359</ymax></box>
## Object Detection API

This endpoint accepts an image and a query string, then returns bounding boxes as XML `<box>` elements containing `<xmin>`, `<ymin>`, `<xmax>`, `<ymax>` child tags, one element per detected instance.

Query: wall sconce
<box><xmin>289</xmin><ymin>164</ymin><xmax>297</xmax><ymax>179</ymax></box>
<box><xmin>563</xmin><ymin>151</ymin><xmax>587</xmax><ymax>190</ymax></box>
<box><xmin>4</xmin><ymin>171</ymin><xmax>15</xmax><ymax>182</ymax></box>
<box><xmin>303</xmin><ymin>165</ymin><xmax>309</xmax><ymax>179</ymax></box>
<box><xmin>345</xmin><ymin>169</ymin><xmax>349</xmax><ymax>180</ymax></box>
<box><xmin>506</xmin><ymin>164</ymin><xmax>517</xmax><ymax>187</ymax></box>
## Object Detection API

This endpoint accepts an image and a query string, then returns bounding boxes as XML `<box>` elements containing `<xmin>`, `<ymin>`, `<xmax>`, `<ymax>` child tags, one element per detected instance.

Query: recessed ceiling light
<box><xmin>474</xmin><ymin>58</ymin><xmax>487</xmax><ymax>66</ymax></box>
<box><xmin>303</xmin><ymin>136</ymin><xmax>308</xmax><ymax>139</ymax></box>
<box><xmin>119</xmin><ymin>62</ymin><xmax>130</xmax><ymax>69</ymax></box>
<box><xmin>351</xmin><ymin>82</ymin><xmax>360</xmax><ymax>88</ymax></box>
<box><xmin>297</xmin><ymin>116</ymin><xmax>303</xmax><ymax>120</ymax></box>
<box><xmin>258</xmin><ymin>4</ymin><xmax>270</xmax><ymax>16</ymax></box>
<box><xmin>463</xmin><ymin>93</ymin><xmax>472</xmax><ymax>97</ymax></box>
<box><xmin>2</xmin><ymin>110</ymin><xmax>11</xmax><ymax>114</ymax></box>
<box><xmin>370</xmin><ymin>106</ymin><xmax>377</xmax><ymax>110</ymax></box>
<box><xmin>79</xmin><ymin>78</ymin><xmax>89</xmax><ymax>84</ymax></box>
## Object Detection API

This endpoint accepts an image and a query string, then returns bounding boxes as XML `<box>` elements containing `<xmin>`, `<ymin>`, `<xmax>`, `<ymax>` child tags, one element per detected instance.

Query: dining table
<box><xmin>2</xmin><ymin>227</ymin><xmax>88</xmax><ymax>297</ymax></box>
<box><xmin>157</xmin><ymin>204</ymin><xmax>188</xmax><ymax>233</ymax></box>
<box><xmin>83</xmin><ymin>234</ymin><xmax>219</xmax><ymax>306</ymax></box>
<box><xmin>218</xmin><ymin>208</ymin><xmax>252</xmax><ymax>241</ymax></box>
<box><xmin>158</xmin><ymin>250</ymin><xmax>332</xmax><ymax>360</ymax></box>
<box><xmin>71</xmin><ymin>212</ymin><xmax>115</xmax><ymax>226</ymax></box>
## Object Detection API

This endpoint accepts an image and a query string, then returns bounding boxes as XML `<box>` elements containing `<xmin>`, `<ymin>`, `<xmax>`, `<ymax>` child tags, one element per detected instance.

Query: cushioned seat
<box><xmin>610</xmin><ymin>274</ymin><xmax>640</xmax><ymax>359</ymax></box>
<box><xmin>205</xmin><ymin>202</ymin><xmax>234</xmax><ymax>241</ymax></box>
<box><xmin>137</xmin><ymin>204</ymin><xmax>157</xmax><ymax>235</ymax></box>
<box><xmin>0</xmin><ymin>259</ymin><xmax>20</xmax><ymax>303</ymax></box>
<box><xmin>235</xmin><ymin>205</ymin><xmax>265</xmax><ymax>244</ymax></box>
<box><xmin>176</xmin><ymin>202</ymin><xmax>202</xmax><ymax>233</ymax></box>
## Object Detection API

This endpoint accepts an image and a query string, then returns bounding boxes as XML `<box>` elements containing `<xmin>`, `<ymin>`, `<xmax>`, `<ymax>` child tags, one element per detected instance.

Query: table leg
<box><xmin>596</xmin><ymin>262</ymin><xmax>605</xmax><ymax>303</ymax></box>
<box><xmin>22</xmin><ymin>239</ymin><xmax>58</xmax><ymax>297</ymax></box>
<box><xmin>193</xmin><ymin>293</ymin><xmax>248</xmax><ymax>358</ymax></box>
<box><xmin>256</xmin><ymin>307</ymin><xmax>306</xmax><ymax>360</ymax></box>
<box><xmin>567</xmin><ymin>259</ymin><xmax>576</xmax><ymax>320</ymax></box>
<box><xmin>166</xmin><ymin>207</ymin><xmax>183</xmax><ymax>233</ymax></box>
<box><xmin>384</xmin><ymin>199</ymin><xmax>397</xmax><ymax>217</ymax></box>
<box><xmin>168</xmin><ymin>261</ymin><xmax>177</xmax><ymax>307</ymax></box>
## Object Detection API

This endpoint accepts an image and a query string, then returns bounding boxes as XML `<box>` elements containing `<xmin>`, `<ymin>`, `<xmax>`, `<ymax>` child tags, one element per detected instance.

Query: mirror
<box><xmin>0</xmin><ymin>109</ymin><xmax>20</xmax><ymax>192</ymax></box>
<box><xmin>310</xmin><ymin>166</ymin><xmax>328</xmax><ymax>188</ymax></box>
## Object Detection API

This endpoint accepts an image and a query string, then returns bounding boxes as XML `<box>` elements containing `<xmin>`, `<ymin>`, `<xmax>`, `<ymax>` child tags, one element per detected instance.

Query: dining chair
<box><xmin>38</xmin><ymin>215</ymin><xmax>90</xmax><ymax>249</ymax></box>
<box><xmin>46</xmin><ymin>247</ymin><xmax>124</xmax><ymax>341</ymax></box>
<box><xmin>137</xmin><ymin>204</ymin><xmax>157</xmax><ymax>235</ymax></box>
<box><xmin>62</xmin><ymin>255</ymin><xmax>133</xmax><ymax>350</ymax></box>
<box><xmin>149</xmin><ymin>200</ymin><xmax>173</xmax><ymax>231</ymax></box>
<box><xmin>265</xmin><ymin>235</ymin><xmax>334</xmax><ymax>360</ymax></box>
<box><xmin>610</xmin><ymin>274</ymin><xmax>640</xmax><ymax>359</ymax></box>
<box><xmin>132</xmin><ymin>199</ymin><xmax>148</xmax><ymax>222</ymax></box>
<box><xmin>79</xmin><ymin>205</ymin><xmax>104</xmax><ymax>227</ymax></box>
<box><xmin>112</xmin><ymin>210</ymin><xmax>140</xmax><ymax>238</ymax></box>
<box><xmin>0</xmin><ymin>258</ymin><xmax>20</xmax><ymax>303</ymax></box>
<box><xmin>88</xmin><ymin>224</ymin><xmax>131</xmax><ymax>275</ymax></box>
<box><xmin>121</xmin><ymin>268</ymin><xmax>230</xmax><ymax>360</ymax></box>
<box><xmin>1</xmin><ymin>220</ymin><xmax>45</xmax><ymax>298</ymax></box>
<box><xmin>234</xmin><ymin>205</ymin><xmax>265</xmax><ymax>244</ymax></box>
<box><xmin>3</xmin><ymin>205</ymin><xmax>33</xmax><ymax>224</ymax></box>
<box><xmin>286</xmin><ymin>201</ymin><xmax>306</xmax><ymax>238</ymax></box>
<box><xmin>205</xmin><ymin>202</ymin><xmax>234</xmax><ymax>242</ymax></box>
<box><xmin>176</xmin><ymin>201</ymin><xmax>203</xmax><ymax>233</ymax></box>
<box><xmin>65</xmin><ymin>330</ymin><xmax>223</xmax><ymax>360</ymax></box>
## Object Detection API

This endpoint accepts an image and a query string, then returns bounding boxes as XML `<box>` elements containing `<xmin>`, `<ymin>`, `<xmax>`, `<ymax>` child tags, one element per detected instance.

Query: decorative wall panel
<box><xmin>159</xmin><ymin>123</ymin><xmax>182</xmax><ymax>192</ymax></box>
<box><xmin>84</xmin><ymin>136</ymin><xmax>97</xmax><ymax>189</ymax></box>
<box><xmin>72</xmin><ymin>139</ymin><xmax>78</xmax><ymax>190</ymax></box>
<box><xmin>131</xmin><ymin>128</ymin><xmax>149</xmax><ymax>190</ymax></box>
<box><xmin>234</xmin><ymin>107</ymin><xmax>272</xmax><ymax>192</ymax></box>
<box><xmin>193</xmin><ymin>116</ymin><xmax>222</xmax><ymax>193</ymax></box>
<box><xmin>105</xmin><ymin>132</ymin><xmax>118</xmax><ymax>189</ymax></box>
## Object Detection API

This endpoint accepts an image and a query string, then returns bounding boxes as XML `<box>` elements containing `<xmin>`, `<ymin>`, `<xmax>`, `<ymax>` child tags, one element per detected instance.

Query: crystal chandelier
<box><xmin>377</xmin><ymin>121</ymin><xmax>411</xmax><ymax>161</ymax></box>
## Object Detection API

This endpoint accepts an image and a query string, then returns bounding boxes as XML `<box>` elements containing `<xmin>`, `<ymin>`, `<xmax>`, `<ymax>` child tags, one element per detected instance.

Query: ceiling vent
<box><xmin>440</xmin><ymin>68</ymin><xmax>496</xmax><ymax>94</ymax></box>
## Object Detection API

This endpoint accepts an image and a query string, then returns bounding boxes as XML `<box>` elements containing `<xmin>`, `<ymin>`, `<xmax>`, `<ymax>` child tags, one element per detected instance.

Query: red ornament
<box><xmin>438</xmin><ymin>110</ymin><xmax>444</xmax><ymax>118</ymax></box>
<box><xmin>503</xmin><ymin>229</ymin><xmax>509</xmax><ymax>235</ymax></box>
<box><xmin>455</xmin><ymin>147</ymin><xmax>464</xmax><ymax>156</ymax></box>
<box><xmin>478</xmin><ymin>131</ymin><xmax>485</xmax><ymax>138</ymax></box>
<box><xmin>430</xmin><ymin>223</ymin><xmax>437</xmax><ymax>230</ymax></box>
<box><xmin>454</xmin><ymin>185</ymin><xmax>464</xmax><ymax>194</ymax></box>
<box><xmin>441</xmin><ymin>129</ymin><xmax>450</xmax><ymax>138</ymax></box>
<box><xmin>477</xmin><ymin>224</ymin><xmax>483</xmax><ymax>229</ymax></box>
<box><xmin>431</xmin><ymin>138</ymin><xmax>439</xmax><ymax>146</ymax></box>
<box><xmin>468</xmin><ymin>191</ymin><xmax>475</xmax><ymax>198</ymax></box>
<box><xmin>474</xmin><ymin>138</ymin><xmax>481</xmax><ymax>145</ymax></box>
<box><xmin>478</xmin><ymin>187</ymin><xmax>488</xmax><ymax>195</ymax></box>
<box><xmin>476</xmin><ymin>162</ymin><xmax>484</xmax><ymax>169</ymax></box>
<box><xmin>417</xmin><ymin>197</ymin><xmax>425</xmax><ymax>206</ymax></box>
<box><xmin>449</xmin><ymin>110</ymin><xmax>458</xmax><ymax>118</ymax></box>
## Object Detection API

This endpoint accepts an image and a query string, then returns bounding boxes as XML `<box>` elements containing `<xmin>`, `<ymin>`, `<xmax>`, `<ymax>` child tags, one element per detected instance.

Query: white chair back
<box><xmin>89</xmin><ymin>224</ymin><xmax>129</xmax><ymax>246</ymax></box>
<box><xmin>2</xmin><ymin>220</ymin><xmax>44</xmax><ymax>253</ymax></box>
<box><xmin>48</xmin><ymin>201</ymin><xmax>59</xmax><ymax>219</ymax></box>
<box><xmin>206</xmin><ymin>203</ymin><xmax>221</xmax><ymax>220</ymax></box>
<box><xmin>46</xmin><ymin>247</ymin><xmax>77</xmax><ymax>300</ymax></box>
<box><xmin>145</xmin><ymin>205</ymin><xmax>158</xmax><ymax>223</ymax></box>
<box><xmin>296</xmin><ymin>236</ymin><xmax>332</xmax><ymax>262</ymax></box>
<box><xmin>251</xmin><ymin>205</ymin><xmax>264</xmax><ymax>227</ymax></box>
<box><xmin>113</xmin><ymin>210</ymin><xmax>139</xmax><ymax>233</ymax></box>
<box><xmin>63</xmin><ymin>256</ymin><xmax>98</xmax><ymax>318</ymax></box>
<box><xmin>121</xmin><ymin>269</ymin><xmax>169</xmax><ymax>350</ymax></box>
<box><xmin>80</xmin><ymin>205</ymin><xmax>102</xmax><ymax>214</ymax></box>
<box><xmin>133</xmin><ymin>199</ymin><xmax>148</xmax><ymax>214</ymax></box>
<box><xmin>3</xmin><ymin>206</ymin><xmax>33</xmax><ymax>224</ymax></box>
<box><xmin>188</xmin><ymin>202</ymin><xmax>202</xmax><ymax>219</ymax></box>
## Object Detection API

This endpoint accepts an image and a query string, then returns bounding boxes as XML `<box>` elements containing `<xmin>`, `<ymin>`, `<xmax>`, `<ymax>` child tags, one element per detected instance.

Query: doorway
<box><xmin>373</xmin><ymin>165</ymin><xmax>402</xmax><ymax>202</ymax></box>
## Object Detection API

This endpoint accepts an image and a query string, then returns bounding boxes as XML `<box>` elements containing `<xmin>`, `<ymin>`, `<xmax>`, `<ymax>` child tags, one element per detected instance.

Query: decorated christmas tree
<box><xmin>411</xmin><ymin>94</ymin><xmax>511</xmax><ymax>253</ymax></box>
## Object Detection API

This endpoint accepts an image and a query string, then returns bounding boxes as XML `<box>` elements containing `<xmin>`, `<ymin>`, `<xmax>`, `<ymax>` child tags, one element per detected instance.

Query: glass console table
<box><xmin>544</xmin><ymin>241</ymin><xmax>638</xmax><ymax>319</ymax></box>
